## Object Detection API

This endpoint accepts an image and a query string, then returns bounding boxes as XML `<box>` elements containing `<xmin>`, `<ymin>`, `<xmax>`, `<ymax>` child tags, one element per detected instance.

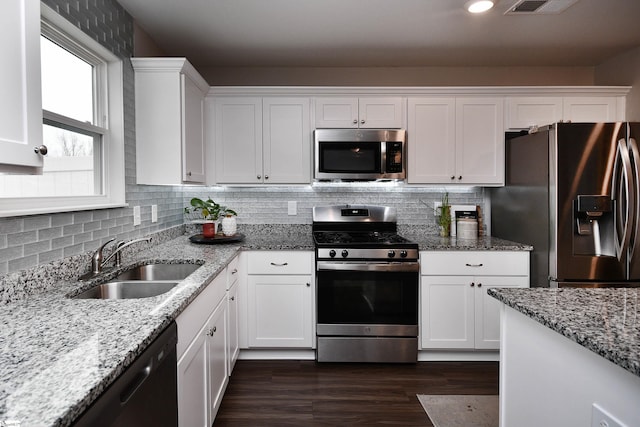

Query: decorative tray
<box><xmin>189</xmin><ymin>233</ymin><xmax>245</xmax><ymax>244</ymax></box>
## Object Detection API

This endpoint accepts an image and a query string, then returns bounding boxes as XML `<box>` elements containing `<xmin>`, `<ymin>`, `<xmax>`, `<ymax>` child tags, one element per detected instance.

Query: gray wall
<box><xmin>595</xmin><ymin>47</ymin><xmax>640</xmax><ymax>121</ymax></box>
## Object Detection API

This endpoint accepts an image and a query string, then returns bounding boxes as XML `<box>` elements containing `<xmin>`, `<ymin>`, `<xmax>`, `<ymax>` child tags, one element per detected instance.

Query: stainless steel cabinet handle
<box><xmin>465</xmin><ymin>263</ymin><xmax>484</xmax><ymax>267</ymax></box>
<box><xmin>270</xmin><ymin>262</ymin><xmax>289</xmax><ymax>266</ymax></box>
<box><xmin>34</xmin><ymin>145</ymin><xmax>48</xmax><ymax>155</ymax></box>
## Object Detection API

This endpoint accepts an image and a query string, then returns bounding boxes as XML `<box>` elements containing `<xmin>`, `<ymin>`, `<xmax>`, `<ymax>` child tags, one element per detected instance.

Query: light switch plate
<box><xmin>288</xmin><ymin>201</ymin><xmax>297</xmax><ymax>216</ymax></box>
<box><xmin>133</xmin><ymin>206</ymin><xmax>141</xmax><ymax>226</ymax></box>
<box><xmin>592</xmin><ymin>403</ymin><xmax>626</xmax><ymax>427</ymax></box>
<box><xmin>151</xmin><ymin>205</ymin><xmax>158</xmax><ymax>223</ymax></box>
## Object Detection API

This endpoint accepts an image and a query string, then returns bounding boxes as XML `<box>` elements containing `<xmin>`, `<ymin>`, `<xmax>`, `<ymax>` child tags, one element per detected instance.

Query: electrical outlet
<box><xmin>151</xmin><ymin>204</ymin><xmax>158</xmax><ymax>223</ymax></box>
<box><xmin>288</xmin><ymin>201</ymin><xmax>297</xmax><ymax>216</ymax></box>
<box><xmin>592</xmin><ymin>403</ymin><xmax>626</xmax><ymax>427</ymax></box>
<box><xmin>133</xmin><ymin>206</ymin><xmax>141</xmax><ymax>226</ymax></box>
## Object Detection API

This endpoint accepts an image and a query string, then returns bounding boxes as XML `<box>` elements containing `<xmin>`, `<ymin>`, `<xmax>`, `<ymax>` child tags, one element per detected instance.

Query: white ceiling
<box><xmin>117</xmin><ymin>0</ymin><xmax>640</xmax><ymax>69</ymax></box>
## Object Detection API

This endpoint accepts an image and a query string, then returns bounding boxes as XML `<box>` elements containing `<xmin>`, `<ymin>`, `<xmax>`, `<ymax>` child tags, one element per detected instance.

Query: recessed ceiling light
<box><xmin>466</xmin><ymin>0</ymin><xmax>495</xmax><ymax>13</ymax></box>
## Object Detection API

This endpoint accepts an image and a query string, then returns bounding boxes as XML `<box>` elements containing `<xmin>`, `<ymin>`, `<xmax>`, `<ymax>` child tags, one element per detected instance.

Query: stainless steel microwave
<box><xmin>314</xmin><ymin>129</ymin><xmax>406</xmax><ymax>181</ymax></box>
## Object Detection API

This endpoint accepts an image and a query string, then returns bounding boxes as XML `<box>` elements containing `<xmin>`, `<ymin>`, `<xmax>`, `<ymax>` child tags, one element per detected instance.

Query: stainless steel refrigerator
<box><xmin>491</xmin><ymin>122</ymin><xmax>640</xmax><ymax>288</ymax></box>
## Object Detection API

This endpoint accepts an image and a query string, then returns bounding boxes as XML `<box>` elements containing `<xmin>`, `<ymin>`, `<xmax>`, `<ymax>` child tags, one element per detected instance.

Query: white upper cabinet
<box><xmin>408</xmin><ymin>97</ymin><xmax>504</xmax><ymax>185</ymax></box>
<box><xmin>0</xmin><ymin>0</ymin><xmax>44</xmax><ymax>173</ymax></box>
<box><xmin>315</xmin><ymin>97</ymin><xmax>404</xmax><ymax>128</ymax></box>
<box><xmin>506</xmin><ymin>95</ymin><xmax>625</xmax><ymax>129</ymax></box>
<box><xmin>132</xmin><ymin>58</ymin><xmax>208</xmax><ymax>185</ymax></box>
<box><xmin>212</xmin><ymin>97</ymin><xmax>311</xmax><ymax>184</ymax></box>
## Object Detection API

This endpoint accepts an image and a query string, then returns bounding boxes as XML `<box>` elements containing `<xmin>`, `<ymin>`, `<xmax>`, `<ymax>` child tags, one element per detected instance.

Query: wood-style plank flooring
<box><xmin>214</xmin><ymin>360</ymin><xmax>499</xmax><ymax>426</ymax></box>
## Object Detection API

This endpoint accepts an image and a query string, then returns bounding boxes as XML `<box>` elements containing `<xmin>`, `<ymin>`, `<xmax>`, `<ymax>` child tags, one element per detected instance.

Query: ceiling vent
<box><xmin>505</xmin><ymin>0</ymin><xmax>579</xmax><ymax>14</ymax></box>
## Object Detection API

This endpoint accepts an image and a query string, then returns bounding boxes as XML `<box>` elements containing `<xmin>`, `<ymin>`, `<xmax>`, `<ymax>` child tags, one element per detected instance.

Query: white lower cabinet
<box><xmin>420</xmin><ymin>251</ymin><xmax>529</xmax><ymax>350</ymax></box>
<box><xmin>245</xmin><ymin>251</ymin><xmax>314</xmax><ymax>348</ymax></box>
<box><xmin>176</xmin><ymin>268</ymin><xmax>228</xmax><ymax>427</ymax></box>
<box><xmin>226</xmin><ymin>255</ymin><xmax>240</xmax><ymax>372</ymax></box>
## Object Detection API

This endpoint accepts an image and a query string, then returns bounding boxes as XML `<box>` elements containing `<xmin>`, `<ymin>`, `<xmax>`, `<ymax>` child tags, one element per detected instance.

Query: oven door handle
<box><xmin>316</xmin><ymin>261</ymin><xmax>420</xmax><ymax>272</ymax></box>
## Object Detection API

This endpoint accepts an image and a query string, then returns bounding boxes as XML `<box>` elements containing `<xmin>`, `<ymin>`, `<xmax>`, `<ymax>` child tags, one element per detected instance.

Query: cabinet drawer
<box><xmin>247</xmin><ymin>251</ymin><xmax>313</xmax><ymax>275</ymax></box>
<box><xmin>226</xmin><ymin>254</ymin><xmax>240</xmax><ymax>289</ymax></box>
<box><xmin>176</xmin><ymin>270</ymin><xmax>227</xmax><ymax>358</ymax></box>
<box><xmin>420</xmin><ymin>251</ymin><xmax>529</xmax><ymax>276</ymax></box>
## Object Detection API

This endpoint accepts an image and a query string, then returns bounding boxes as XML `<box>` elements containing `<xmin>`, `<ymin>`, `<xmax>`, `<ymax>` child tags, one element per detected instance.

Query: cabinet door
<box><xmin>214</xmin><ymin>97</ymin><xmax>263</xmax><ymax>183</ymax></box>
<box><xmin>227</xmin><ymin>281</ymin><xmax>239</xmax><ymax>374</ymax></box>
<box><xmin>474</xmin><ymin>276</ymin><xmax>529</xmax><ymax>350</ymax></box>
<box><xmin>247</xmin><ymin>275</ymin><xmax>313</xmax><ymax>347</ymax></box>
<box><xmin>262</xmin><ymin>97</ymin><xmax>311</xmax><ymax>183</ymax></box>
<box><xmin>207</xmin><ymin>300</ymin><xmax>228</xmax><ymax>423</ymax></box>
<box><xmin>0</xmin><ymin>0</ymin><xmax>44</xmax><ymax>172</ymax></box>
<box><xmin>358</xmin><ymin>97</ymin><xmax>404</xmax><ymax>128</ymax></box>
<box><xmin>563</xmin><ymin>97</ymin><xmax>621</xmax><ymax>122</ymax></box>
<box><xmin>421</xmin><ymin>276</ymin><xmax>475</xmax><ymax>349</ymax></box>
<box><xmin>315</xmin><ymin>97</ymin><xmax>359</xmax><ymax>128</ymax></box>
<box><xmin>177</xmin><ymin>328</ymin><xmax>208</xmax><ymax>427</ymax></box>
<box><xmin>455</xmin><ymin>97</ymin><xmax>505</xmax><ymax>185</ymax></box>
<box><xmin>182</xmin><ymin>72</ymin><xmax>206</xmax><ymax>183</ymax></box>
<box><xmin>506</xmin><ymin>97</ymin><xmax>563</xmax><ymax>130</ymax></box>
<box><xmin>407</xmin><ymin>98</ymin><xmax>456</xmax><ymax>183</ymax></box>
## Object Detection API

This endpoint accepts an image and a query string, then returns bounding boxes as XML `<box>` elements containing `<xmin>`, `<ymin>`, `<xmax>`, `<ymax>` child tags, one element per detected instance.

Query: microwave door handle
<box><xmin>380</xmin><ymin>141</ymin><xmax>387</xmax><ymax>174</ymax></box>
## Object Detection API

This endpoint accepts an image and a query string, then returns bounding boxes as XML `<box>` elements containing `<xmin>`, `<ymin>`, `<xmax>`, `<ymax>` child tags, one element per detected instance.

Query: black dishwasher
<box><xmin>73</xmin><ymin>322</ymin><xmax>178</xmax><ymax>427</ymax></box>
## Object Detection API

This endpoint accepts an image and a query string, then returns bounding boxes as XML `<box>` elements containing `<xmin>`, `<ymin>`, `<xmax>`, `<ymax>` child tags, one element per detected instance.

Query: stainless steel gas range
<box><xmin>312</xmin><ymin>205</ymin><xmax>419</xmax><ymax>363</ymax></box>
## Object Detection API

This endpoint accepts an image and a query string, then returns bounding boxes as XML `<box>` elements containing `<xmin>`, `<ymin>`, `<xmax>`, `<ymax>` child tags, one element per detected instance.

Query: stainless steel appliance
<box><xmin>491</xmin><ymin>122</ymin><xmax>640</xmax><ymax>288</ymax></box>
<box><xmin>313</xmin><ymin>205</ymin><xmax>419</xmax><ymax>362</ymax></box>
<box><xmin>73</xmin><ymin>322</ymin><xmax>178</xmax><ymax>427</ymax></box>
<box><xmin>314</xmin><ymin>129</ymin><xmax>406</xmax><ymax>181</ymax></box>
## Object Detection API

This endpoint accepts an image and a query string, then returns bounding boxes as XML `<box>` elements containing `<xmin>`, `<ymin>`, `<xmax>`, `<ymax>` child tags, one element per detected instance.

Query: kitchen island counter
<box><xmin>489</xmin><ymin>287</ymin><xmax>640</xmax><ymax>426</ymax></box>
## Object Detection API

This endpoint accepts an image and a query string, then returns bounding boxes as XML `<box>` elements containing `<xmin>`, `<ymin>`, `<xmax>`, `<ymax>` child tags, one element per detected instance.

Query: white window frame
<box><xmin>0</xmin><ymin>4</ymin><xmax>125</xmax><ymax>217</ymax></box>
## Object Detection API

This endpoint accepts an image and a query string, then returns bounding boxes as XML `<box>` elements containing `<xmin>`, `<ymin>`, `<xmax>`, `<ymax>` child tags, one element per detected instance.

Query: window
<box><xmin>0</xmin><ymin>6</ymin><xmax>125</xmax><ymax>216</ymax></box>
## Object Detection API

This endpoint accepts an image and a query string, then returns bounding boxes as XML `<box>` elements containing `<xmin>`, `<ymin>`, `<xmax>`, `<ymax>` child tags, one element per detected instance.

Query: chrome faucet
<box><xmin>81</xmin><ymin>236</ymin><xmax>152</xmax><ymax>279</ymax></box>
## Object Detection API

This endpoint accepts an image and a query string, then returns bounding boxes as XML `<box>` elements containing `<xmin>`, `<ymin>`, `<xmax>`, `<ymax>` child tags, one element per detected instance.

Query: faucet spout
<box><xmin>103</xmin><ymin>237</ymin><xmax>153</xmax><ymax>268</ymax></box>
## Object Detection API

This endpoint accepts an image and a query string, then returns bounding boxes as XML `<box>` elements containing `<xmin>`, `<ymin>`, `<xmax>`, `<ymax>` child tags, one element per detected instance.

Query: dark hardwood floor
<box><xmin>214</xmin><ymin>360</ymin><xmax>499</xmax><ymax>426</ymax></box>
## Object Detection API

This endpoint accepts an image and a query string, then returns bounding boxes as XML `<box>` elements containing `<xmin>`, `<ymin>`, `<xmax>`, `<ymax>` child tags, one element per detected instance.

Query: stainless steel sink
<box><xmin>72</xmin><ymin>263</ymin><xmax>202</xmax><ymax>299</ymax></box>
<box><xmin>73</xmin><ymin>281</ymin><xmax>180</xmax><ymax>299</ymax></box>
<box><xmin>114</xmin><ymin>263</ymin><xmax>201</xmax><ymax>281</ymax></box>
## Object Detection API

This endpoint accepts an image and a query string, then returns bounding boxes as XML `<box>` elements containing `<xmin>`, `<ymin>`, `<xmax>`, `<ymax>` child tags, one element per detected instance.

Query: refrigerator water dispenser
<box><xmin>574</xmin><ymin>195</ymin><xmax>614</xmax><ymax>257</ymax></box>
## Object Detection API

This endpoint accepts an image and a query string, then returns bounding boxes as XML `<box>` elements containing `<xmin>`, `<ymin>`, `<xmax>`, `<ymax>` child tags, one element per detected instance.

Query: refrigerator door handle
<box><xmin>612</xmin><ymin>138</ymin><xmax>634</xmax><ymax>261</ymax></box>
<box><xmin>627</xmin><ymin>137</ymin><xmax>640</xmax><ymax>260</ymax></box>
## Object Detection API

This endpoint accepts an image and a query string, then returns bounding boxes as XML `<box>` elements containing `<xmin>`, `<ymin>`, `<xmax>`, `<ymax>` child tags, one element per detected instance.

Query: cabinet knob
<box><xmin>231</xmin><ymin>269</ymin><xmax>238</xmax><ymax>275</ymax></box>
<box><xmin>257</xmin><ymin>175</ymin><xmax>261</xmax><ymax>179</ymax></box>
<box><xmin>208</xmin><ymin>327</ymin><xmax>216</xmax><ymax>336</ymax></box>
<box><xmin>450</xmin><ymin>175</ymin><xmax>455</xmax><ymax>180</ymax></box>
<box><xmin>470</xmin><ymin>282</ymin><xmax>475</xmax><ymax>287</ymax></box>
<box><xmin>360</xmin><ymin>119</ymin><xmax>365</xmax><ymax>124</ymax></box>
<box><xmin>477</xmin><ymin>283</ymin><xmax>482</xmax><ymax>287</ymax></box>
<box><xmin>265</xmin><ymin>175</ymin><xmax>269</xmax><ymax>180</ymax></box>
<box><xmin>34</xmin><ymin>145</ymin><xmax>48</xmax><ymax>155</ymax></box>
<box><xmin>352</xmin><ymin>119</ymin><xmax>358</xmax><ymax>124</ymax></box>
<box><xmin>458</xmin><ymin>176</ymin><xmax>462</xmax><ymax>180</ymax></box>
<box><xmin>306</xmin><ymin>282</ymin><xmax>311</xmax><ymax>287</ymax></box>
<box><xmin>186</xmin><ymin>171</ymin><xmax>192</xmax><ymax>177</ymax></box>
<box><xmin>230</xmin><ymin>296</ymin><xmax>235</xmax><ymax>301</ymax></box>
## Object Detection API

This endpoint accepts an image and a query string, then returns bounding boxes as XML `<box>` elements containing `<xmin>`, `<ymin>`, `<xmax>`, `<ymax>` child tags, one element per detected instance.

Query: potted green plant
<box><xmin>437</xmin><ymin>192</ymin><xmax>451</xmax><ymax>237</ymax></box>
<box><xmin>184</xmin><ymin>197</ymin><xmax>236</xmax><ymax>237</ymax></box>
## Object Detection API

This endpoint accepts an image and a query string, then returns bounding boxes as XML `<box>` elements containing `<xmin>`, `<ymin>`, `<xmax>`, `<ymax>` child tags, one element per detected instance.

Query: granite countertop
<box><xmin>0</xmin><ymin>226</ymin><xmax>523</xmax><ymax>427</ymax></box>
<box><xmin>489</xmin><ymin>287</ymin><xmax>640</xmax><ymax>378</ymax></box>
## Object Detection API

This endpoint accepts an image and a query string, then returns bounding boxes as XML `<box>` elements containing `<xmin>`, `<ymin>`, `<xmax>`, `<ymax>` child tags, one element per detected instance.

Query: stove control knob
<box><xmin>341</xmin><ymin>250</ymin><xmax>349</xmax><ymax>258</ymax></box>
<box><xmin>388</xmin><ymin>250</ymin><xmax>396</xmax><ymax>258</ymax></box>
<box><xmin>400</xmin><ymin>250</ymin><xmax>408</xmax><ymax>258</ymax></box>
<box><xmin>329</xmin><ymin>250</ymin><xmax>336</xmax><ymax>258</ymax></box>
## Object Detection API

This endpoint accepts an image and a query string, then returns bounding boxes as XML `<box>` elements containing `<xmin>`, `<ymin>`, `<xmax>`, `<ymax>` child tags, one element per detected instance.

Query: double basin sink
<box><xmin>73</xmin><ymin>263</ymin><xmax>202</xmax><ymax>300</ymax></box>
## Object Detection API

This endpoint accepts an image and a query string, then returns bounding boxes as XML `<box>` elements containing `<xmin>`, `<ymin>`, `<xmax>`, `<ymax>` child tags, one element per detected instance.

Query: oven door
<box><xmin>316</xmin><ymin>262</ymin><xmax>419</xmax><ymax>337</ymax></box>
